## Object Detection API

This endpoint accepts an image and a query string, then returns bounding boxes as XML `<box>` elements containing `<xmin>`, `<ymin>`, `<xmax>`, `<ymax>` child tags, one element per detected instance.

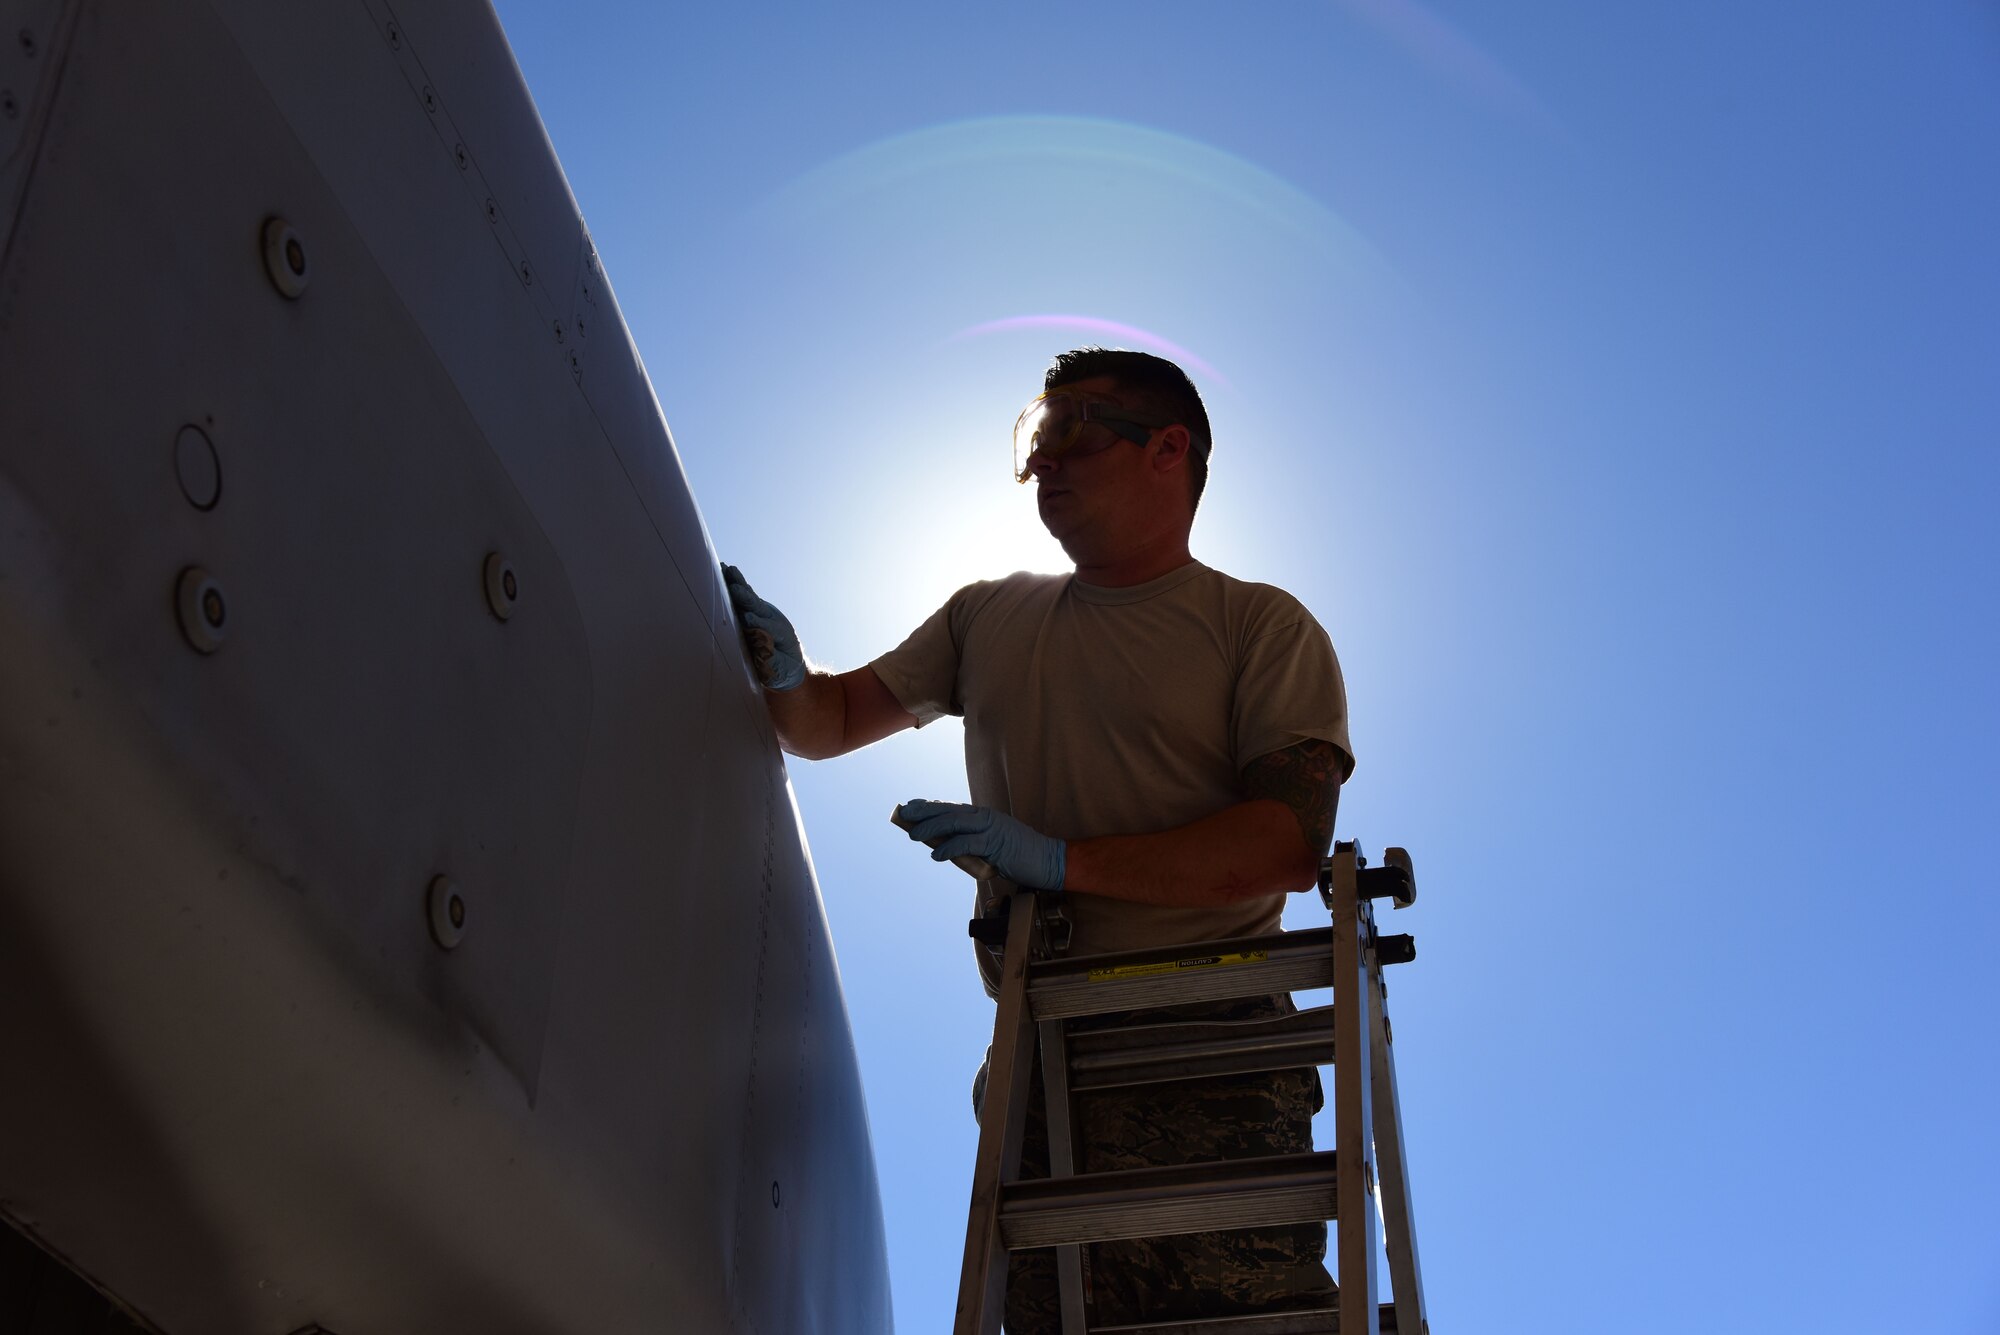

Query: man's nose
<box><xmin>1027</xmin><ymin>450</ymin><xmax>1060</xmax><ymax>479</ymax></box>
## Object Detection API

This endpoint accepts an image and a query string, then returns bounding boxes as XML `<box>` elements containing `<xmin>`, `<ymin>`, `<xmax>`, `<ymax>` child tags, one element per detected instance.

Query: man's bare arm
<box><xmin>766</xmin><ymin>665</ymin><xmax>916</xmax><ymax>761</ymax></box>
<box><xmin>1060</xmin><ymin>738</ymin><xmax>1344</xmax><ymax>907</ymax></box>
<box><xmin>1238</xmin><ymin>736</ymin><xmax>1344</xmax><ymax>860</ymax></box>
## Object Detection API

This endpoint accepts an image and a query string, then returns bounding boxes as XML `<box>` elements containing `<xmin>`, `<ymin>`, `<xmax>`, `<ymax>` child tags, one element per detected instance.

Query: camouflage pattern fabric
<box><xmin>974</xmin><ymin>995</ymin><xmax>1336</xmax><ymax>1333</ymax></box>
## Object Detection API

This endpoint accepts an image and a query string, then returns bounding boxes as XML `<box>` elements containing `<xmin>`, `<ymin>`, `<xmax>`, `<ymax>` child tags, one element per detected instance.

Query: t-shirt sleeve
<box><xmin>868</xmin><ymin>594</ymin><xmax>966</xmax><ymax>727</ymax></box>
<box><xmin>1231</xmin><ymin>612</ymin><xmax>1356</xmax><ymax>780</ymax></box>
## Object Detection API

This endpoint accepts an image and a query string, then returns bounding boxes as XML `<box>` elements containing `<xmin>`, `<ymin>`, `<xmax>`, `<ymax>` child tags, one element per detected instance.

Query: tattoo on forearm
<box><xmin>1240</xmin><ymin>739</ymin><xmax>1343</xmax><ymax>856</ymax></box>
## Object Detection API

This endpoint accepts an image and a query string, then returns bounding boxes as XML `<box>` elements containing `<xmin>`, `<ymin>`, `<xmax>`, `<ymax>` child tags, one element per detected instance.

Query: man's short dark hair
<box><xmin>1044</xmin><ymin>347</ymin><xmax>1212</xmax><ymax>512</ymax></box>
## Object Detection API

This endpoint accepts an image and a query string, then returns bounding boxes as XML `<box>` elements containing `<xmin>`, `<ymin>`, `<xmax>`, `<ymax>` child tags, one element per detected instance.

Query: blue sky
<box><xmin>490</xmin><ymin>3</ymin><xmax>1999</xmax><ymax>1330</ymax></box>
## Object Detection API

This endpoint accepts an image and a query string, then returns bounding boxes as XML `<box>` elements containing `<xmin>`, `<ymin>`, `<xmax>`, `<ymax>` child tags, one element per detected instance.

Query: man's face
<box><xmin>1026</xmin><ymin>375</ymin><xmax>1181</xmax><ymax>560</ymax></box>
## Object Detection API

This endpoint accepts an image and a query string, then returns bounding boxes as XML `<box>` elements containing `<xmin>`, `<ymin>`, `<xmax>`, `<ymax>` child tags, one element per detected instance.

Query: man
<box><xmin>725</xmin><ymin>348</ymin><xmax>1353</xmax><ymax>1331</ymax></box>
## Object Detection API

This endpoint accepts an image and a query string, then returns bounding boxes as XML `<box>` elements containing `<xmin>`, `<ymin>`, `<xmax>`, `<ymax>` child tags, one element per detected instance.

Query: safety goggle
<box><xmin>1012</xmin><ymin>389</ymin><xmax>1172</xmax><ymax>483</ymax></box>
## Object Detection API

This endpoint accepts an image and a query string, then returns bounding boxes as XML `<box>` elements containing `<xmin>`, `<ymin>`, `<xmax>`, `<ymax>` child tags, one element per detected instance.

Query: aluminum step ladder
<box><xmin>953</xmin><ymin>841</ymin><xmax>1429</xmax><ymax>1335</ymax></box>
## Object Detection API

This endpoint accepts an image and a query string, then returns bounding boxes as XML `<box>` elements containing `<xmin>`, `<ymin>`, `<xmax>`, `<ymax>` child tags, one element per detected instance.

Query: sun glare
<box><xmin>906</xmin><ymin>468</ymin><xmax>1069</xmax><ymax>601</ymax></box>
<box><xmin>827</xmin><ymin>423</ymin><xmax>1072</xmax><ymax>656</ymax></box>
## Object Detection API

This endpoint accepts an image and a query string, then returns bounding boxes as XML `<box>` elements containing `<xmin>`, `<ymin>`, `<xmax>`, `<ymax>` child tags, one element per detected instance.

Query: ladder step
<box><xmin>998</xmin><ymin>1151</ymin><xmax>1337</xmax><ymax>1249</ymax></box>
<box><xmin>1067</xmin><ymin>1006</ymin><xmax>1334</xmax><ymax>1091</ymax></box>
<box><xmin>1091</xmin><ymin>1302</ymin><xmax>1401</xmax><ymax>1333</ymax></box>
<box><xmin>1029</xmin><ymin>928</ymin><xmax>1336</xmax><ymax>1018</ymax></box>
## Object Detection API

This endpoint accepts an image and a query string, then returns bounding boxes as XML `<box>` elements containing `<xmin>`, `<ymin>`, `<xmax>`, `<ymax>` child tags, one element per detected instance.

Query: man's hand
<box><xmin>895</xmin><ymin>800</ymin><xmax>1067</xmax><ymax>891</ymax></box>
<box><xmin>722</xmin><ymin>564</ymin><xmax>805</xmax><ymax>691</ymax></box>
<box><xmin>718</xmin><ymin>563</ymin><xmax>917</xmax><ymax>761</ymax></box>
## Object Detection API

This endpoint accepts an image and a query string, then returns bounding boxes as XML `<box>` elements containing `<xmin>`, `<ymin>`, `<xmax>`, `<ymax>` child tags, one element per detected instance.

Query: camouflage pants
<box><xmin>974</xmin><ymin>996</ymin><xmax>1336</xmax><ymax>1334</ymax></box>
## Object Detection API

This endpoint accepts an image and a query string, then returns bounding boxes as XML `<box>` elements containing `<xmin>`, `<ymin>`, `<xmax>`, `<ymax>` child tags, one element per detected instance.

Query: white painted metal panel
<box><xmin>0</xmin><ymin>1</ymin><xmax>890</xmax><ymax>1331</ymax></box>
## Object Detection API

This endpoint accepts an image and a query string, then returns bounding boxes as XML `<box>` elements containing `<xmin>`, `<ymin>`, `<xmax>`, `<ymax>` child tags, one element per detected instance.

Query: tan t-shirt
<box><xmin>870</xmin><ymin>561</ymin><xmax>1353</xmax><ymax>991</ymax></box>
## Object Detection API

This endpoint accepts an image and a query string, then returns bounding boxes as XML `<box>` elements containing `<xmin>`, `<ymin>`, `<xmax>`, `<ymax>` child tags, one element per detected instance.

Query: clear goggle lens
<box><xmin>1012</xmin><ymin>395</ymin><xmax>1087</xmax><ymax>482</ymax></box>
<box><xmin>1012</xmin><ymin>392</ymin><xmax>1174</xmax><ymax>482</ymax></box>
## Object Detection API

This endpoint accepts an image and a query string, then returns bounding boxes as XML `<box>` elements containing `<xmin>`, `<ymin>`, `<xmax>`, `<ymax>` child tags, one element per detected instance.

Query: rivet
<box><xmin>261</xmin><ymin>217</ymin><xmax>308</xmax><ymax>299</ymax></box>
<box><xmin>484</xmin><ymin>198</ymin><xmax>498</xmax><ymax>224</ymax></box>
<box><xmin>421</xmin><ymin>85</ymin><xmax>437</xmax><ymax>113</ymax></box>
<box><xmin>428</xmin><ymin>875</ymin><xmax>466</xmax><ymax>949</ymax></box>
<box><xmin>1</xmin><ymin>91</ymin><xmax>17</xmax><ymax>120</ymax></box>
<box><xmin>19</xmin><ymin>28</ymin><xmax>36</xmax><ymax>58</ymax></box>
<box><xmin>385</xmin><ymin>19</ymin><xmax>401</xmax><ymax>48</ymax></box>
<box><xmin>771</xmin><ymin>1181</ymin><xmax>781</xmax><ymax>1208</ymax></box>
<box><xmin>568</xmin><ymin>348</ymin><xmax>581</xmax><ymax>374</ymax></box>
<box><xmin>174</xmin><ymin>423</ymin><xmax>222</xmax><ymax>510</ymax></box>
<box><xmin>483</xmin><ymin>551</ymin><xmax>518</xmax><ymax>621</ymax></box>
<box><xmin>453</xmin><ymin>142</ymin><xmax>468</xmax><ymax>171</ymax></box>
<box><xmin>175</xmin><ymin>567</ymin><xmax>227</xmax><ymax>654</ymax></box>
<box><xmin>552</xmin><ymin>319</ymin><xmax>564</xmax><ymax>344</ymax></box>
<box><xmin>518</xmin><ymin>260</ymin><xmax>532</xmax><ymax>287</ymax></box>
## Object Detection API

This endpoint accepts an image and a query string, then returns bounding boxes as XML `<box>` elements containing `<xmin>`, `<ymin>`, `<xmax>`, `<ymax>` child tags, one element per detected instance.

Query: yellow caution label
<box><xmin>1088</xmin><ymin>949</ymin><xmax>1268</xmax><ymax>982</ymax></box>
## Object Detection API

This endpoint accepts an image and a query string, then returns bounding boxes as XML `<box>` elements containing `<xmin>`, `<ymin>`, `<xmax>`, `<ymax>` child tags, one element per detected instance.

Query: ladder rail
<box><xmin>1368</xmin><ymin>953</ymin><xmax>1429</xmax><ymax>1335</ymax></box>
<box><xmin>1039</xmin><ymin>1016</ymin><xmax>1089</xmax><ymax>1335</ymax></box>
<box><xmin>953</xmin><ymin>891</ymin><xmax>1043</xmax><ymax>1335</ymax></box>
<box><xmin>1329</xmin><ymin>851</ymin><xmax>1382</xmax><ymax>1335</ymax></box>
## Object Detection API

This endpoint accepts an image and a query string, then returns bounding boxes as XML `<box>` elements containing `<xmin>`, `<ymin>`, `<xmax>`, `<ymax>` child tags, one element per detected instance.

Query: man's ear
<box><xmin>1152</xmin><ymin>424</ymin><xmax>1193</xmax><ymax>472</ymax></box>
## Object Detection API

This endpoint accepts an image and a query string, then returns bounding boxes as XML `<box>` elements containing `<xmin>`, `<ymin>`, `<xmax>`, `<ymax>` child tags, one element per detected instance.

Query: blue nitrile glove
<box><xmin>895</xmin><ymin>799</ymin><xmax>1067</xmax><ymax>891</ymax></box>
<box><xmin>721</xmin><ymin>563</ymin><xmax>806</xmax><ymax>692</ymax></box>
